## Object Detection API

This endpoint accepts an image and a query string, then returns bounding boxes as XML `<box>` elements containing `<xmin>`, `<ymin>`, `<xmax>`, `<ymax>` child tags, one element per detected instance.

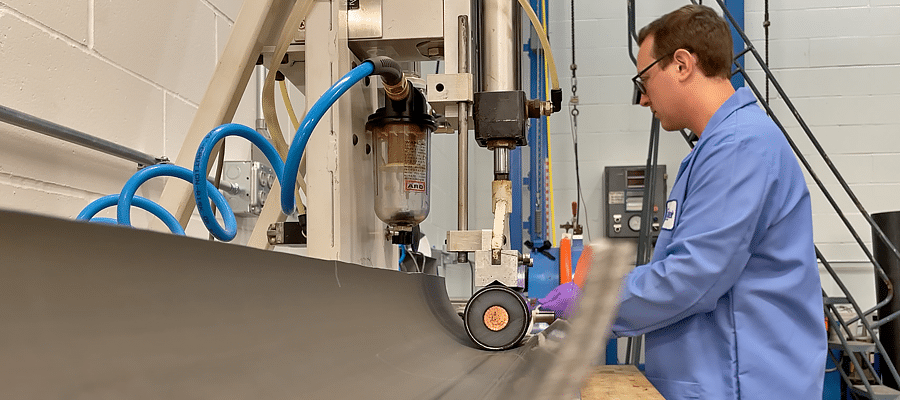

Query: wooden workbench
<box><xmin>581</xmin><ymin>365</ymin><xmax>665</xmax><ymax>399</ymax></box>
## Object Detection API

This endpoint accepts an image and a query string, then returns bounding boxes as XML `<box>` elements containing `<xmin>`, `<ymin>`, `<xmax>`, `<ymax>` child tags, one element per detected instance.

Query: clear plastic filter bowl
<box><xmin>372</xmin><ymin>122</ymin><xmax>432</xmax><ymax>227</ymax></box>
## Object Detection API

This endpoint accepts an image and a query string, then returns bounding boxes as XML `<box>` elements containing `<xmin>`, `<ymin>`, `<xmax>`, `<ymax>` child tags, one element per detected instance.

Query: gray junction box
<box><xmin>604</xmin><ymin>165</ymin><xmax>667</xmax><ymax>238</ymax></box>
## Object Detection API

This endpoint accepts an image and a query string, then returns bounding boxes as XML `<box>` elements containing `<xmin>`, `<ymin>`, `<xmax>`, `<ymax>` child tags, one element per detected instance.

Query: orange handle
<box><xmin>559</xmin><ymin>237</ymin><xmax>572</xmax><ymax>284</ymax></box>
<box><xmin>573</xmin><ymin>244</ymin><xmax>594</xmax><ymax>288</ymax></box>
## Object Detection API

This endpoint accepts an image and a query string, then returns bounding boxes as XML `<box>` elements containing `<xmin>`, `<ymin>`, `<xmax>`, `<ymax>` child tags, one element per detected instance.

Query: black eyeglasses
<box><xmin>631</xmin><ymin>52</ymin><xmax>674</xmax><ymax>105</ymax></box>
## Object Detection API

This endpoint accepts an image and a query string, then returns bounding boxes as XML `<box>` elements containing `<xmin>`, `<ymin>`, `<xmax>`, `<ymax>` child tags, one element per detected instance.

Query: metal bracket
<box><xmin>474</xmin><ymin>250</ymin><xmax>524</xmax><ymax>288</ymax></box>
<box><xmin>266</xmin><ymin>216</ymin><xmax>307</xmax><ymax>246</ymax></box>
<box><xmin>426</xmin><ymin>73</ymin><xmax>474</xmax><ymax>134</ymax></box>
<box><xmin>219</xmin><ymin>161</ymin><xmax>277</xmax><ymax>216</ymax></box>
<box><xmin>426</xmin><ymin>73</ymin><xmax>474</xmax><ymax>104</ymax></box>
<box><xmin>447</xmin><ymin>229</ymin><xmax>492</xmax><ymax>252</ymax></box>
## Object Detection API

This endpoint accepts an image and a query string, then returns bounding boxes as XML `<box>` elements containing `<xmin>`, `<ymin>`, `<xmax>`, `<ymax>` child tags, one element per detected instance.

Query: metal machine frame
<box><xmin>155</xmin><ymin>0</ymin><xmax>473</xmax><ymax>269</ymax></box>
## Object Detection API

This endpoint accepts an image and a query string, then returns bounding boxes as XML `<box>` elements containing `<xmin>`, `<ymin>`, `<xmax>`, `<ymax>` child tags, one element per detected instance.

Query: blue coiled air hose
<box><xmin>193</xmin><ymin>123</ymin><xmax>285</xmax><ymax>241</ymax></box>
<box><xmin>77</xmin><ymin>194</ymin><xmax>186</xmax><ymax>235</ymax></box>
<box><xmin>78</xmin><ymin>59</ymin><xmax>385</xmax><ymax>241</ymax></box>
<box><xmin>116</xmin><ymin>164</ymin><xmax>235</xmax><ymax>234</ymax></box>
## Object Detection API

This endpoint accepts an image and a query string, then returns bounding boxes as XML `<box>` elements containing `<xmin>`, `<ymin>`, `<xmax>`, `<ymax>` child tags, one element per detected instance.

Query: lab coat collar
<box><xmin>699</xmin><ymin>87</ymin><xmax>757</xmax><ymax>141</ymax></box>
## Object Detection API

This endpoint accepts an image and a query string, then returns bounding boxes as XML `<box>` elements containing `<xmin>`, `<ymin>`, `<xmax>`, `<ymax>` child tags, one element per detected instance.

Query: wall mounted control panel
<box><xmin>604</xmin><ymin>165</ymin><xmax>667</xmax><ymax>238</ymax></box>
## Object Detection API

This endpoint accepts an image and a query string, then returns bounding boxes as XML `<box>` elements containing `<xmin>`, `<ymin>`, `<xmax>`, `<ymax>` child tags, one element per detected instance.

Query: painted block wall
<box><xmin>0</xmin><ymin>0</ymin><xmax>304</xmax><ymax>243</ymax></box>
<box><xmin>536</xmin><ymin>0</ymin><xmax>900</xmax><ymax>311</ymax></box>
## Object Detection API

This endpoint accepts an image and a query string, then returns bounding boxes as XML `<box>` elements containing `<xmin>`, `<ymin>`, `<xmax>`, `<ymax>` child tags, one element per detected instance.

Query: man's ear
<box><xmin>672</xmin><ymin>48</ymin><xmax>695</xmax><ymax>81</ymax></box>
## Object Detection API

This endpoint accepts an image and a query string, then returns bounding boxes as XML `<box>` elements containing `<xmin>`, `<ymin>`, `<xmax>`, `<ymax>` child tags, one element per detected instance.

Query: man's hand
<box><xmin>538</xmin><ymin>281</ymin><xmax>580</xmax><ymax>319</ymax></box>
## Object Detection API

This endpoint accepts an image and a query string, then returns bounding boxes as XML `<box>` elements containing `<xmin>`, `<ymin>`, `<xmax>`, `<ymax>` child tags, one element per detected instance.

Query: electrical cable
<box><xmin>399</xmin><ymin>244</ymin><xmax>406</xmax><ymax>269</ymax></box>
<box><xmin>567</xmin><ymin>0</ymin><xmax>590</xmax><ymax>240</ymax></box>
<box><xmin>764</xmin><ymin>0</ymin><xmax>770</xmax><ymax>103</ymax></box>
<box><xmin>407</xmin><ymin>247</ymin><xmax>421</xmax><ymax>273</ymax></box>
<box><xmin>571</xmin><ymin>118</ymin><xmax>590</xmax><ymax>240</ymax></box>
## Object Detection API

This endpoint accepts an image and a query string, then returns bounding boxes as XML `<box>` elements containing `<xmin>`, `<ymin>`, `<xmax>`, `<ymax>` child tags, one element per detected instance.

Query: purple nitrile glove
<box><xmin>538</xmin><ymin>281</ymin><xmax>580</xmax><ymax>319</ymax></box>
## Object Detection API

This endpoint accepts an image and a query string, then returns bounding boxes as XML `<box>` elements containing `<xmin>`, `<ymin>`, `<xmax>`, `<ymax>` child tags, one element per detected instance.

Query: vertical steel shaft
<box><xmin>481</xmin><ymin>0</ymin><xmax>519</xmax><ymax>178</ymax></box>
<box><xmin>458</xmin><ymin>16</ymin><xmax>470</xmax><ymax>233</ymax></box>
<box><xmin>458</xmin><ymin>16</ymin><xmax>471</xmax><ymax>264</ymax></box>
<box><xmin>494</xmin><ymin>147</ymin><xmax>510</xmax><ymax>177</ymax></box>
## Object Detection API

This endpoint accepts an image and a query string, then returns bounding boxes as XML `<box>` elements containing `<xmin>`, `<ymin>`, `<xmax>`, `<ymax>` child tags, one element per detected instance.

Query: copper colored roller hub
<box><xmin>483</xmin><ymin>305</ymin><xmax>510</xmax><ymax>331</ymax></box>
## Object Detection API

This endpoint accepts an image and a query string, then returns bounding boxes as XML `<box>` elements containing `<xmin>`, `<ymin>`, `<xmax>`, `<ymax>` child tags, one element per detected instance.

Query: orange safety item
<box><xmin>559</xmin><ymin>237</ymin><xmax>572</xmax><ymax>285</ymax></box>
<box><xmin>573</xmin><ymin>244</ymin><xmax>593</xmax><ymax>288</ymax></box>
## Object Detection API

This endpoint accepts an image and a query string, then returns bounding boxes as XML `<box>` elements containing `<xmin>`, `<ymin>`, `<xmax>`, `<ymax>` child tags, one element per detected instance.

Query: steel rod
<box><xmin>0</xmin><ymin>104</ymin><xmax>160</xmax><ymax>166</ymax></box>
<box><xmin>494</xmin><ymin>147</ymin><xmax>510</xmax><ymax>177</ymax></box>
<box><xmin>826</xmin><ymin>308</ymin><xmax>877</xmax><ymax>397</ymax></box>
<box><xmin>458</xmin><ymin>15</ymin><xmax>471</xmax><ymax>263</ymax></box>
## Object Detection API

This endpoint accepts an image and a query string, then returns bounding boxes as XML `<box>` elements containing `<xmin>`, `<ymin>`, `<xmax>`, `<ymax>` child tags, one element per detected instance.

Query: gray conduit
<box><xmin>0</xmin><ymin>104</ymin><xmax>161</xmax><ymax>166</ymax></box>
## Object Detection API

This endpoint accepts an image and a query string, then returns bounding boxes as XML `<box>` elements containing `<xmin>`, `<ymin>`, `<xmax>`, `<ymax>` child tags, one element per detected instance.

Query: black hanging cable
<box><xmin>568</xmin><ymin>0</ymin><xmax>589</xmax><ymax>238</ymax></box>
<box><xmin>570</xmin><ymin>0</ymin><xmax>576</xmax><ymax>68</ymax></box>
<box><xmin>764</xmin><ymin>0</ymin><xmax>770</xmax><ymax>103</ymax></box>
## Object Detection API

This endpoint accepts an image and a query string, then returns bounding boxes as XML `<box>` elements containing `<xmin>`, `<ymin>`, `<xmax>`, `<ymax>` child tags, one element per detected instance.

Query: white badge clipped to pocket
<box><xmin>662</xmin><ymin>200</ymin><xmax>677</xmax><ymax>230</ymax></box>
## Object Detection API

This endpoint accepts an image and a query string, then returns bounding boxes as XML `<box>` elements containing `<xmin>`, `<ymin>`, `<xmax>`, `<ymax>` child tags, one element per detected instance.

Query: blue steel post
<box><xmin>526</xmin><ymin>0</ymin><xmax>548</xmax><ymax>247</ymax></box>
<box><xmin>724</xmin><ymin>0</ymin><xmax>745</xmax><ymax>89</ymax></box>
<box><xmin>510</xmin><ymin>148</ymin><xmax>523</xmax><ymax>251</ymax></box>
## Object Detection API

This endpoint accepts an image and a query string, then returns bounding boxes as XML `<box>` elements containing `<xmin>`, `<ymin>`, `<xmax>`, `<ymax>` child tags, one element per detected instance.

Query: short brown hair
<box><xmin>637</xmin><ymin>5</ymin><xmax>733</xmax><ymax>79</ymax></box>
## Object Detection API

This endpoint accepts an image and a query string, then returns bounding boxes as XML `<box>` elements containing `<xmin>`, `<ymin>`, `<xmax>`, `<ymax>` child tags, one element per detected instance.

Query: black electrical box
<box><xmin>604</xmin><ymin>165</ymin><xmax>667</xmax><ymax>238</ymax></box>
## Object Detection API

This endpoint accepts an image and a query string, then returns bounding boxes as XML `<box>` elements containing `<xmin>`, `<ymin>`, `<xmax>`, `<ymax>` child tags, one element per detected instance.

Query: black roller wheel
<box><xmin>463</xmin><ymin>284</ymin><xmax>532</xmax><ymax>350</ymax></box>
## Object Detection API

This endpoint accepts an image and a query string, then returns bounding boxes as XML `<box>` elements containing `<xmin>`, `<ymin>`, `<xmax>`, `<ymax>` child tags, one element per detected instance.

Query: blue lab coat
<box><xmin>611</xmin><ymin>88</ymin><xmax>826</xmax><ymax>399</ymax></box>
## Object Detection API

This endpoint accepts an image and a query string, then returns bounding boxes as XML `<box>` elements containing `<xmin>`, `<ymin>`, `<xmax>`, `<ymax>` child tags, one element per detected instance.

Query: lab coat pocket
<box><xmin>646</xmin><ymin>376</ymin><xmax>701</xmax><ymax>399</ymax></box>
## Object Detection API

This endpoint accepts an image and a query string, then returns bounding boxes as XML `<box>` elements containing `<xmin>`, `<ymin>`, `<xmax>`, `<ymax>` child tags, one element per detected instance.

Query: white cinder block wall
<box><xmin>538</xmin><ymin>0</ymin><xmax>900</xmax><ymax>311</ymax></box>
<box><xmin>1</xmin><ymin>0</ymin><xmax>897</xmax><ymax>308</ymax></box>
<box><xmin>0</xmin><ymin>0</ymin><xmax>303</xmax><ymax>241</ymax></box>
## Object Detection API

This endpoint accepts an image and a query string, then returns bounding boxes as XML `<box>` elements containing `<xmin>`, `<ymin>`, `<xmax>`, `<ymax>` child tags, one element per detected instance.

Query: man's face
<box><xmin>635</xmin><ymin>36</ymin><xmax>681</xmax><ymax>131</ymax></box>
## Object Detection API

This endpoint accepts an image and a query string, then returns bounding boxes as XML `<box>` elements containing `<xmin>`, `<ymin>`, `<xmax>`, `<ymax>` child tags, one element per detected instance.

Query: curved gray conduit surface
<box><xmin>0</xmin><ymin>210</ymin><xmax>631</xmax><ymax>399</ymax></box>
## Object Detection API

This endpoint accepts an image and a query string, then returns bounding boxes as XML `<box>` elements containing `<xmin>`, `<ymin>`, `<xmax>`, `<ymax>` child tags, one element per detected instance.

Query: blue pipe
<box><xmin>193</xmin><ymin>123</ymin><xmax>286</xmax><ymax>241</ymax></box>
<box><xmin>724</xmin><ymin>0</ymin><xmax>745</xmax><ymax>89</ymax></box>
<box><xmin>78</xmin><ymin>194</ymin><xmax>186</xmax><ymax>235</ymax></box>
<box><xmin>117</xmin><ymin>164</ymin><xmax>235</xmax><ymax>240</ymax></box>
<box><xmin>399</xmin><ymin>244</ymin><xmax>406</xmax><ymax>269</ymax></box>
<box><xmin>87</xmin><ymin>217</ymin><xmax>120</xmax><ymax>225</ymax></box>
<box><xmin>281</xmin><ymin>61</ymin><xmax>375</xmax><ymax>214</ymax></box>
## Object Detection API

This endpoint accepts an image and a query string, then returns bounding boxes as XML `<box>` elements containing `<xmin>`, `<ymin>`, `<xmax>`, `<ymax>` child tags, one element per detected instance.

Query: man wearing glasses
<box><xmin>620</xmin><ymin>5</ymin><xmax>826</xmax><ymax>398</ymax></box>
<box><xmin>540</xmin><ymin>4</ymin><xmax>826</xmax><ymax>399</ymax></box>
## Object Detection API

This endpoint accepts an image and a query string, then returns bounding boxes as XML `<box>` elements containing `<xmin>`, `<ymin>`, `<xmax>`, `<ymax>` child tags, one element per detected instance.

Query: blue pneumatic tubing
<box><xmin>87</xmin><ymin>217</ymin><xmax>120</xmax><ymax>225</ymax></box>
<box><xmin>281</xmin><ymin>61</ymin><xmax>375</xmax><ymax>215</ymax></box>
<box><xmin>77</xmin><ymin>194</ymin><xmax>186</xmax><ymax>235</ymax></box>
<box><xmin>117</xmin><ymin>164</ymin><xmax>235</xmax><ymax>240</ymax></box>
<box><xmin>193</xmin><ymin>123</ymin><xmax>286</xmax><ymax>241</ymax></box>
<box><xmin>399</xmin><ymin>244</ymin><xmax>406</xmax><ymax>269</ymax></box>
